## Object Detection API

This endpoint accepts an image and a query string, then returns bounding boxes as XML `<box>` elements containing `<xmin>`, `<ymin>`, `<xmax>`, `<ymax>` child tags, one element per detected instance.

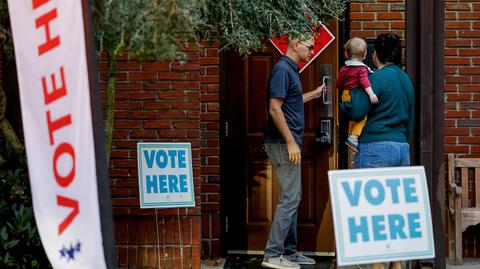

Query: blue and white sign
<box><xmin>328</xmin><ymin>166</ymin><xmax>435</xmax><ymax>266</ymax></box>
<box><xmin>137</xmin><ymin>143</ymin><xmax>195</xmax><ymax>208</ymax></box>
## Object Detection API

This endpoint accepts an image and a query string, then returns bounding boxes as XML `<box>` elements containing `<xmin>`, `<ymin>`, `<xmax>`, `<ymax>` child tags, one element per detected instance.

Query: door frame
<box><xmin>219</xmin><ymin>21</ymin><xmax>347</xmax><ymax>256</ymax></box>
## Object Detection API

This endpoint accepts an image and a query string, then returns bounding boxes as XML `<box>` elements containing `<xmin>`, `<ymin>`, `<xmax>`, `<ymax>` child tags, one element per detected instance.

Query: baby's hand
<box><xmin>369</xmin><ymin>93</ymin><xmax>378</xmax><ymax>104</ymax></box>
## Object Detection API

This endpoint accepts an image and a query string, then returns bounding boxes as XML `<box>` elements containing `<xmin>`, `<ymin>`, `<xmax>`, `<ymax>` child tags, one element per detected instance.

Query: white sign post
<box><xmin>137</xmin><ymin>143</ymin><xmax>195</xmax><ymax>208</ymax></box>
<box><xmin>328</xmin><ymin>166</ymin><xmax>435</xmax><ymax>266</ymax></box>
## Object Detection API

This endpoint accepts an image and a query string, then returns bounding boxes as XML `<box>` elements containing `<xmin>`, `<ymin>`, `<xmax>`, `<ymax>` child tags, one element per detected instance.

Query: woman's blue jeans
<box><xmin>354</xmin><ymin>141</ymin><xmax>410</xmax><ymax>168</ymax></box>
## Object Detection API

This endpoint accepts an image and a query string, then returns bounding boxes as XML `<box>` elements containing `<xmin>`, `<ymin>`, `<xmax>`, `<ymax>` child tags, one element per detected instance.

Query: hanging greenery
<box><xmin>92</xmin><ymin>0</ymin><xmax>205</xmax><ymax>162</ymax></box>
<box><xmin>200</xmin><ymin>0</ymin><xmax>347</xmax><ymax>54</ymax></box>
<box><xmin>91</xmin><ymin>0</ymin><xmax>345</xmax><ymax>161</ymax></box>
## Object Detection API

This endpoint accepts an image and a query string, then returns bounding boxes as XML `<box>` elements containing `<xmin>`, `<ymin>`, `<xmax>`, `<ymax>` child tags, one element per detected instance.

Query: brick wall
<box><xmin>444</xmin><ymin>1</ymin><xmax>480</xmax><ymax>258</ymax></box>
<box><xmin>199</xmin><ymin>41</ymin><xmax>222</xmax><ymax>259</ymax></box>
<box><xmin>444</xmin><ymin>1</ymin><xmax>480</xmax><ymax>158</ymax></box>
<box><xmin>99</xmin><ymin>45</ymin><xmax>205</xmax><ymax>268</ymax></box>
<box><xmin>349</xmin><ymin>0</ymin><xmax>406</xmax><ymax>40</ymax></box>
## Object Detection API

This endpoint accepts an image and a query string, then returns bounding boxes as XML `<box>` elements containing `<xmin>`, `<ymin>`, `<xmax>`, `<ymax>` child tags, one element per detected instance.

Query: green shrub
<box><xmin>0</xmin><ymin>143</ymin><xmax>51</xmax><ymax>269</ymax></box>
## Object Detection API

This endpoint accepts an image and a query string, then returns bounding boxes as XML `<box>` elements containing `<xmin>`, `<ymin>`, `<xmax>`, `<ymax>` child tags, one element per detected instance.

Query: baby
<box><xmin>336</xmin><ymin>37</ymin><xmax>378</xmax><ymax>153</ymax></box>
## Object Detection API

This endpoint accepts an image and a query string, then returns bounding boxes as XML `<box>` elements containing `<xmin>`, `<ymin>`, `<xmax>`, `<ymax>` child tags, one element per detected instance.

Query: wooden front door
<box><xmin>223</xmin><ymin>22</ymin><xmax>339</xmax><ymax>255</ymax></box>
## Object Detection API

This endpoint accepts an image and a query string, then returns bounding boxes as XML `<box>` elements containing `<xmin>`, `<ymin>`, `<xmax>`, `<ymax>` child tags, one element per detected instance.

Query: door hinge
<box><xmin>225</xmin><ymin>216</ymin><xmax>229</xmax><ymax>233</ymax></box>
<box><xmin>225</xmin><ymin>121</ymin><xmax>229</xmax><ymax>138</ymax></box>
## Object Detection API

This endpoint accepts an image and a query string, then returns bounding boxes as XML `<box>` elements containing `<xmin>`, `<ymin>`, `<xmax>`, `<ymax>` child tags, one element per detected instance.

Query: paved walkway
<box><xmin>201</xmin><ymin>257</ymin><xmax>480</xmax><ymax>269</ymax></box>
<box><xmin>446</xmin><ymin>259</ymin><xmax>480</xmax><ymax>269</ymax></box>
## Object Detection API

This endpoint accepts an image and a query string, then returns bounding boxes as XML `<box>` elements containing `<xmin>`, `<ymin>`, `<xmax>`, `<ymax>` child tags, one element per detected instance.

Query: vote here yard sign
<box><xmin>328</xmin><ymin>166</ymin><xmax>435</xmax><ymax>266</ymax></box>
<box><xmin>137</xmin><ymin>143</ymin><xmax>195</xmax><ymax>208</ymax></box>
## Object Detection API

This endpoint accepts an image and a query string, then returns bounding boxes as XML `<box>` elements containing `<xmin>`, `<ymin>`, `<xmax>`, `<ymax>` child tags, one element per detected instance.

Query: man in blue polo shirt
<box><xmin>262</xmin><ymin>35</ymin><xmax>326</xmax><ymax>269</ymax></box>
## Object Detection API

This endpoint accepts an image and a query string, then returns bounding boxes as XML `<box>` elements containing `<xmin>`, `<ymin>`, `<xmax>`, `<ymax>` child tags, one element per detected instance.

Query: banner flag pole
<box><xmin>81</xmin><ymin>0</ymin><xmax>117</xmax><ymax>268</ymax></box>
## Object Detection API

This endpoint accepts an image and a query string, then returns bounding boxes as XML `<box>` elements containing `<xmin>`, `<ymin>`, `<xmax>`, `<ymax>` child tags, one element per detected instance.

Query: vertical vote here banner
<box><xmin>328</xmin><ymin>166</ymin><xmax>435</xmax><ymax>266</ymax></box>
<box><xmin>8</xmin><ymin>1</ymin><xmax>110</xmax><ymax>268</ymax></box>
<box><xmin>137</xmin><ymin>143</ymin><xmax>195</xmax><ymax>208</ymax></box>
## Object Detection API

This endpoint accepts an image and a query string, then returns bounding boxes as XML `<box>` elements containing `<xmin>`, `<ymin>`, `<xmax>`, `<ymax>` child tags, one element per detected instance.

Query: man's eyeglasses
<box><xmin>298</xmin><ymin>42</ymin><xmax>315</xmax><ymax>51</ymax></box>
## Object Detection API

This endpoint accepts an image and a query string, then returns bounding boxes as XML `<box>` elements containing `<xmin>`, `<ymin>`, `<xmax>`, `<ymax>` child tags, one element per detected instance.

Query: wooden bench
<box><xmin>447</xmin><ymin>154</ymin><xmax>480</xmax><ymax>265</ymax></box>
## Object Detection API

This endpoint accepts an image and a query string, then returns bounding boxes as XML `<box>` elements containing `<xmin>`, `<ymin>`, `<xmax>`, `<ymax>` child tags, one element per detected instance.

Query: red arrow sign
<box><xmin>270</xmin><ymin>24</ymin><xmax>335</xmax><ymax>73</ymax></box>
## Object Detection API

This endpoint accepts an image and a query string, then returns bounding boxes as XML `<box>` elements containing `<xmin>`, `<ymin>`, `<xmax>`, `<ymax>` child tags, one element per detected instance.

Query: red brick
<box><xmin>459</xmin><ymin>137</ymin><xmax>480</xmax><ymax>144</ymax></box>
<box><xmin>458</xmin><ymin>31</ymin><xmax>480</xmax><ymax>39</ymax></box>
<box><xmin>116</xmin><ymin>101</ymin><xmax>143</xmax><ymax>110</ymax></box>
<box><xmin>349</xmin><ymin>30</ymin><xmax>376</xmax><ymax>38</ymax></box>
<box><xmin>445</xmin><ymin>40</ymin><xmax>472</xmax><ymax>48</ymax></box>
<box><xmin>115</xmin><ymin>120</ymin><xmax>141</xmax><ymax>129</ymax></box>
<box><xmin>143</xmin><ymin>62</ymin><xmax>170</xmax><ymax>71</ymax></box>
<box><xmin>172</xmin><ymin>101</ymin><xmax>200</xmax><ymax>110</ymax></box>
<box><xmin>377</xmin><ymin>12</ymin><xmax>403</xmax><ymax>20</ymax></box>
<box><xmin>144</xmin><ymin>81</ymin><xmax>171</xmax><ymax>90</ymax></box>
<box><xmin>128</xmin><ymin>71</ymin><xmax>157</xmax><ymax>80</ymax></box>
<box><xmin>201</xmin><ymin>93</ymin><xmax>219</xmax><ymax>102</ymax></box>
<box><xmin>350</xmin><ymin>12</ymin><xmax>376</xmax><ymax>20</ymax></box>
<box><xmin>457</xmin><ymin>12</ymin><xmax>479</xmax><ymax>20</ymax></box>
<box><xmin>200</xmin><ymin>57</ymin><xmax>219</xmax><ymax>65</ymax></box>
<box><xmin>350</xmin><ymin>21</ymin><xmax>362</xmax><ymax>30</ymax></box>
<box><xmin>206</xmin><ymin>66</ymin><xmax>220</xmax><ymax>75</ymax></box>
<box><xmin>128</xmin><ymin>91</ymin><xmax>156</xmax><ymax>99</ymax></box>
<box><xmin>445</xmin><ymin>119</ymin><xmax>456</xmax><ymax>127</ymax></box>
<box><xmin>445</xmin><ymin>57</ymin><xmax>471</xmax><ymax>65</ymax></box>
<box><xmin>143</xmin><ymin>121</ymin><xmax>172</xmax><ymax>129</ymax></box>
<box><xmin>129</xmin><ymin>130</ymin><xmax>158</xmax><ymax>138</ymax></box>
<box><xmin>446</xmin><ymin>94</ymin><xmax>471</xmax><ymax>101</ymax></box>
<box><xmin>445</xmin><ymin>67</ymin><xmax>458</xmax><ymax>74</ymax></box>
<box><xmin>172</xmin><ymin>63</ymin><xmax>200</xmax><ymax>71</ymax></box>
<box><xmin>207</xmin><ymin>84</ymin><xmax>220</xmax><ymax>92</ymax></box>
<box><xmin>445</xmin><ymin>128</ymin><xmax>470</xmax><ymax>136</ymax></box>
<box><xmin>174</xmin><ymin>121</ymin><xmax>200</xmax><ymax>129</ymax></box>
<box><xmin>112</xmin><ymin>130</ymin><xmax>129</xmax><ymax>138</ymax></box>
<box><xmin>446</xmin><ymin>21</ymin><xmax>472</xmax><ymax>29</ymax></box>
<box><xmin>391</xmin><ymin>21</ymin><xmax>405</xmax><ymax>30</ymax></box>
<box><xmin>350</xmin><ymin>3</ymin><xmax>362</xmax><ymax>12</ymax></box>
<box><xmin>143</xmin><ymin>101</ymin><xmax>171</xmax><ymax>110</ymax></box>
<box><xmin>199</xmin><ymin>75</ymin><xmax>220</xmax><ymax>84</ymax></box>
<box><xmin>446</xmin><ymin>75</ymin><xmax>470</xmax><ymax>83</ymax></box>
<box><xmin>206</xmin><ymin>48</ymin><xmax>219</xmax><ymax>57</ymax></box>
<box><xmin>160</xmin><ymin>110</ymin><xmax>187</xmax><ymax>119</ymax></box>
<box><xmin>445</xmin><ymin>146</ymin><xmax>470</xmax><ymax>153</ymax></box>
<box><xmin>445</xmin><ymin>111</ymin><xmax>470</xmax><ymax>118</ymax></box>
<box><xmin>115</xmin><ymin>82</ymin><xmax>143</xmax><ymax>90</ymax></box>
<box><xmin>445</xmin><ymin>48</ymin><xmax>459</xmax><ymax>56</ymax></box>
<box><xmin>132</xmin><ymin>111</ymin><xmax>159</xmax><ymax>118</ymax></box>
<box><xmin>445</xmin><ymin>11</ymin><xmax>457</xmax><ymax>20</ymax></box>
<box><xmin>445</xmin><ymin>30</ymin><xmax>458</xmax><ymax>39</ymax></box>
<box><xmin>158</xmin><ymin>72</ymin><xmax>186</xmax><ymax>80</ymax></box>
<box><xmin>172</xmin><ymin>82</ymin><xmax>200</xmax><ymax>89</ymax></box>
<box><xmin>158</xmin><ymin>129</ymin><xmax>187</xmax><ymax>138</ymax></box>
<box><xmin>459</xmin><ymin>67</ymin><xmax>480</xmax><ymax>75</ymax></box>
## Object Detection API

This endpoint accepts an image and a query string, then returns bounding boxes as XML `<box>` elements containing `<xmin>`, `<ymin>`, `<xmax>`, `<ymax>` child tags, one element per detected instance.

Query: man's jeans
<box><xmin>263</xmin><ymin>143</ymin><xmax>302</xmax><ymax>258</ymax></box>
<box><xmin>355</xmin><ymin>141</ymin><xmax>410</xmax><ymax>168</ymax></box>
